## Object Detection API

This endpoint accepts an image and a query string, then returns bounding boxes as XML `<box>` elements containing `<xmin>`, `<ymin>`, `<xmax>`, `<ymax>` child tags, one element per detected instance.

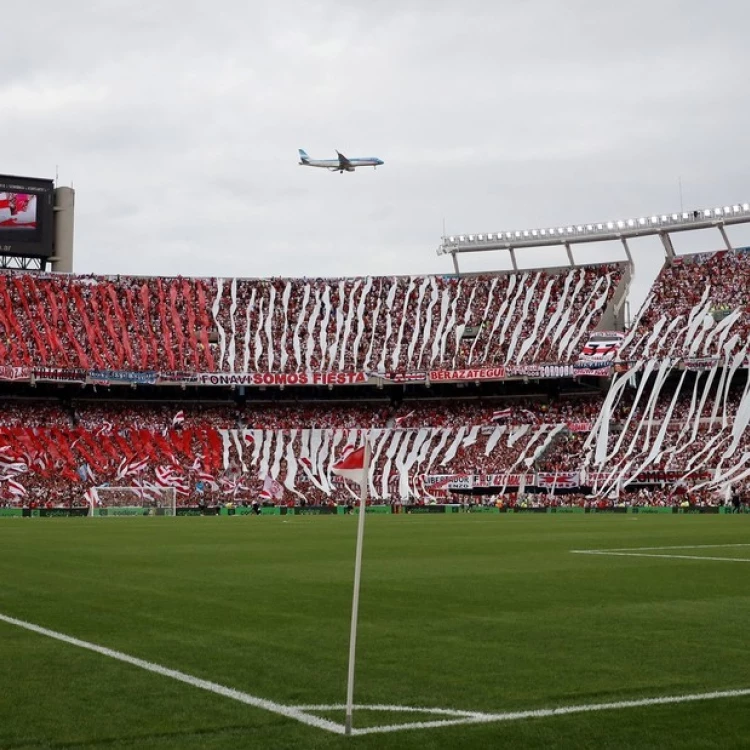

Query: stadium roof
<box><xmin>438</xmin><ymin>202</ymin><xmax>750</xmax><ymax>272</ymax></box>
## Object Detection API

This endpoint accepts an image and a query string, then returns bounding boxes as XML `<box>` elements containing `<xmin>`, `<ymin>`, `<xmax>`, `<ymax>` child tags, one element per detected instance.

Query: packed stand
<box><xmin>621</xmin><ymin>249</ymin><xmax>750</xmax><ymax>361</ymax></box>
<box><xmin>0</xmin><ymin>265</ymin><xmax>624</xmax><ymax>375</ymax></box>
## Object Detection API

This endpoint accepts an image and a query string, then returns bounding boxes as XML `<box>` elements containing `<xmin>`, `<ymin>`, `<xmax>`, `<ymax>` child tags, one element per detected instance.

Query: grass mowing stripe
<box><xmin>0</xmin><ymin>611</ymin><xmax>346</xmax><ymax>736</ymax></box>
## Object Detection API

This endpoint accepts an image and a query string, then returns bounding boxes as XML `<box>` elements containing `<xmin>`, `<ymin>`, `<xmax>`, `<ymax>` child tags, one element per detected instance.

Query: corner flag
<box><xmin>331</xmin><ymin>446</ymin><xmax>367</xmax><ymax>484</ymax></box>
<box><xmin>332</xmin><ymin>439</ymin><xmax>371</xmax><ymax>736</ymax></box>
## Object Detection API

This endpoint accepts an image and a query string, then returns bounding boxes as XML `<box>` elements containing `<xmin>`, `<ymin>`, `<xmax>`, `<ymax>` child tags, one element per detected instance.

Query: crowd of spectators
<box><xmin>622</xmin><ymin>250</ymin><xmax>750</xmax><ymax>360</ymax></box>
<box><xmin>0</xmin><ymin>382</ymin><xmax>745</xmax><ymax>507</ymax></box>
<box><xmin>0</xmin><ymin>266</ymin><xmax>624</xmax><ymax>374</ymax></box>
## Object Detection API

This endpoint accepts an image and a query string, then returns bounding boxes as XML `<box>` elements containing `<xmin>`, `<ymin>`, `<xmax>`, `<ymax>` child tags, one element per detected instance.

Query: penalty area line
<box><xmin>0</xmin><ymin>611</ymin><xmax>346</xmax><ymax>736</ymax></box>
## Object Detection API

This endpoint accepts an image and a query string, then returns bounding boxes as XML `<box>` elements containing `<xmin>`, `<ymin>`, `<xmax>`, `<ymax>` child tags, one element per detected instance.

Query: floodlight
<box><xmin>606</xmin><ymin>222</ymin><xmax>614</xmax><ymax>229</ymax></box>
<box><xmin>532</xmin><ymin>229</ymin><xmax>538</xmax><ymax>237</ymax></box>
<box><xmin>671</xmin><ymin>214</ymin><xmax>678</xmax><ymax>221</ymax></box>
<box><xmin>459</xmin><ymin>235</ymin><xmax>466</xmax><ymax>241</ymax></box>
<box><xmin>523</xmin><ymin>230</ymin><xmax>529</xmax><ymax>237</ymax></box>
<box><xmin>448</xmin><ymin>236</ymin><xmax>455</xmax><ymax>242</ymax></box>
<box><xmin>638</xmin><ymin>218</ymin><xmax>646</xmax><ymax>225</ymax></box>
<box><xmin>703</xmin><ymin>210</ymin><xmax>711</xmax><ymax>218</ymax></box>
<box><xmin>682</xmin><ymin>213</ymin><xmax>689</xmax><ymax>220</ymax></box>
<box><xmin>515</xmin><ymin>231</ymin><xmax>521</xmax><ymax>238</ymax></box>
<box><xmin>576</xmin><ymin>225</ymin><xmax>583</xmax><ymax>232</ymax></box>
<box><xmin>540</xmin><ymin>229</ymin><xmax>547</xmax><ymax>236</ymax></box>
<box><xmin>743</xmin><ymin>203</ymin><xmax>749</xmax><ymax>210</ymax></box>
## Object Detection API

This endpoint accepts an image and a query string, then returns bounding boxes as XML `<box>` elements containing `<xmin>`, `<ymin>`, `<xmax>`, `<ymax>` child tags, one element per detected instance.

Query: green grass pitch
<box><xmin>1</xmin><ymin>514</ymin><xmax>749</xmax><ymax>749</ymax></box>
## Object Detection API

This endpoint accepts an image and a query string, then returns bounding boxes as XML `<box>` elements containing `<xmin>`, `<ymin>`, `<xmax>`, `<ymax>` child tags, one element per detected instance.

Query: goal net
<box><xmin>88</xmin><ymin>486</ymin><xmax>177</xmax><ymax>517</ymax></box>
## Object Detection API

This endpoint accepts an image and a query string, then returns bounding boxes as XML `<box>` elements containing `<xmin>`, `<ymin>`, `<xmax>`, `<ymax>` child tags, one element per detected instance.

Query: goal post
<box><xmin>88</xmin><ymin>486</ymin><xmax>177</xmax><ymax>517</ymax></box>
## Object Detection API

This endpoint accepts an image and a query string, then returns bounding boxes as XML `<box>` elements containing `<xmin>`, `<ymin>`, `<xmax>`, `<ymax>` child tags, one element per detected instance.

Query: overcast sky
<box><xmin>3</xmin><ymin>0</ymin><xmax>749</xmax><ymax>314</ymax></box>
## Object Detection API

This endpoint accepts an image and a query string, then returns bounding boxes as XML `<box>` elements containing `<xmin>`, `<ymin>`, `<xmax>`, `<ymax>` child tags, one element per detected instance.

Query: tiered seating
<box><xmin>0</xmin><ymin>397</ymin><xmax>601</xmax><ymax>505</ymax></box>
<box><xmin>0</xmin><ymin>265</ymin><xmax>625</xmax><ymax>373</ymax></box>
<box><xmin>0</xmin><ymin>372</ymin><xmax>747</xmax><ymax>504</ymax></box>
<box><xmin>621</xmin><ymin>250</ymin><xmax>750</xmax><ymax>361</ymax></box>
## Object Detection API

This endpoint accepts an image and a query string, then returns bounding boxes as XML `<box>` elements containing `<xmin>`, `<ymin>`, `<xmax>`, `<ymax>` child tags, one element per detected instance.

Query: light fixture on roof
<box><xmin>743</xmin><ymin>203</ymin><xmax>749</xmax><ymax>210</ymax></box>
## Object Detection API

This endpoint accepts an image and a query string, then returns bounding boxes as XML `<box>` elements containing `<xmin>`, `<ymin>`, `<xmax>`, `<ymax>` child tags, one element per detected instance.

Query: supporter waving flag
<box><xmin>394</xmin><ymin>411</ymin><xmax>415</xmax><ymax>427</ymax></box>
<box><xmin>261</xmin><ymin>473</ymin><xmax>284</xmax><ymax>500</ymax></box>
<box><xmin>491</xmin><ymin>408</ymin><xmax>512</xmax><ymax>422</ymax></box>
<box><xmin>171</xmin><ymin>410</ymin><xmax>185</xmax><ymax>428</ymax></box>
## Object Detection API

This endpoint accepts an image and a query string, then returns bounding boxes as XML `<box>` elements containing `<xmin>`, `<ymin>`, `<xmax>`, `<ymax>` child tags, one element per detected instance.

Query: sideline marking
<box><xmin>571</xmin><ymin>543</ymin><xmax>750</xmax><ymax>563</ymax></box>
<box><xmin>0</xmin><ymin>612</ymin><xmax>346</xmax><ymax>735</ymax></box>
<box><xmin>2</xmin><ymin>612</ymin><xmax>750</xmax><ymax>736</ymax></box>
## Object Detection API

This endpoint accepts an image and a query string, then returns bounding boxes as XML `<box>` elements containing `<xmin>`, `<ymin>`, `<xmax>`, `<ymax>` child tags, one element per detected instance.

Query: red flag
<box><xmin>331</xmin><ymin>446</ymin><xmax>367</xmax><ymax>483</ymax></box>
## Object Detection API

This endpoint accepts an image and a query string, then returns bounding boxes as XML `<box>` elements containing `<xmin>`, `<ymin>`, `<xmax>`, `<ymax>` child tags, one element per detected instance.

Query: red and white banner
<box><xmin>566</xmin><ymin>422</ymin><xmax>593</xmax><ymax>433</ymax></box>
<box><xmin>429</xmin><ymin>367</ymin><xmax>506</xmax><ymax>383</ymax></box>
<box><xmin>573</xmin><ymin>362</ymin><xmax>613</xmax><ymax>377</ymax></box>
<box><xmin>196</xmin><ymin>371</ymin><xmax>369</xmax><ymax>387</ymax></box>
<box><xmin>682</xmin><ymin>357</ymin><xmax>720</xmax><ymax>371</ymax></box>
<box><xmin>32</xmin><ymin>367</ymin><xmax>87</xmax><ymax>383</ymax></box>
<box><xmin>535</xmin><ymin>472</ymin><xmax>580</xmax><ymax>489</ymax></box>
<box><xmin>422</xmin><ymin>474</ymin><xmax>473</xmax><ymax>490</ymax></box>
<box><xmin>0</xmin><ymin>366</ymin><xmax>30</xmax><ymax>382</ymax></box>
<box><xmin>578</xmin><ymin>331</ymin><xmax>625</xmax><ymax>361</ymax></box>
<box><xmin>506</xmin><ymin>364</ymin><xmax>576</xmax><ymax>379</ymax></box>
<box><xmin>473</xmin><ymin>473</ymin><xmax>529</xmax><ymax>488</ymax></box>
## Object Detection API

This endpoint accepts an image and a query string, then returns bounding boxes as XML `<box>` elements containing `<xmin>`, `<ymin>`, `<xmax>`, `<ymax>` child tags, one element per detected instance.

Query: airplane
<box><xmin>298</xmin><ymin>149</ymin><xmax>384</xmax><ymax>173</ymax></box>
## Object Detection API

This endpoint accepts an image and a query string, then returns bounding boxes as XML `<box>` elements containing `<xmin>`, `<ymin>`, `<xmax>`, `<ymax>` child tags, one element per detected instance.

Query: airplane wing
<box><xmin>336</xmin><ymin>151</ymin><xmax>352</xmax><ymax>169</ymax></box>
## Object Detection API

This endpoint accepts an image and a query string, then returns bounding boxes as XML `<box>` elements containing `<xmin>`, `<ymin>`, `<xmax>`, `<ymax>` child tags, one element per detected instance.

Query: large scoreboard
<box><xmin>0</xmin><ymin>174</ymin><xmax>55</xmax><ymax>258</ymax></box>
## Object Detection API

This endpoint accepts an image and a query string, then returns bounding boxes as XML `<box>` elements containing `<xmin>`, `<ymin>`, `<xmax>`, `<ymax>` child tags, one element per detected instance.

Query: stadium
<box><xmin>2</xmin><ymin>167</ymin><xmax>750</xmax><ymax>749</ymax></box>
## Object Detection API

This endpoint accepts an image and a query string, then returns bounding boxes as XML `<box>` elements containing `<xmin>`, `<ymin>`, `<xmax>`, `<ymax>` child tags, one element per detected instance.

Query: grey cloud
<box><xmin>1</xmin><ymin>0</ymin><xmax>748</xmax><ymax>317</ymax></box>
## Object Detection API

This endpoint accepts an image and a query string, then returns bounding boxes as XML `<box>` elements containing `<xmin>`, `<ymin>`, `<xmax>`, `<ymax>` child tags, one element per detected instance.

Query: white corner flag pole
<box><xmin>344</xmin><ymin>438</ymin><xmax>371</xmax><ymax>737</ymax></box>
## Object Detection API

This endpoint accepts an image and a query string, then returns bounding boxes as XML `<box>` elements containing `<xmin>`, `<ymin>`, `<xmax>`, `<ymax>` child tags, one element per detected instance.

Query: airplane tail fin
<box><xmin>298</xmin><ymin>149</ymin><xmax>310</xmax><ymax>163</ymax></box>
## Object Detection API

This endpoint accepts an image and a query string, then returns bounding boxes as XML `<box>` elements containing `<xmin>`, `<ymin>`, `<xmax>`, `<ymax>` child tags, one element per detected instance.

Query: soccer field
<box><xmin>1</xmin><ymin>514</ymin><xmax>749</xmax><ymax>749</ymax></box>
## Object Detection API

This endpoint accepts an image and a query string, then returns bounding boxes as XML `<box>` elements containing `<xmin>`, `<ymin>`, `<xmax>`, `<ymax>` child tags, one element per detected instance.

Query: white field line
<box><xmin>0</xmin><ymin>612</ymin><xmax>346</xmax><ymax>736</ymax></box>
<box><xmin>572</xmin><ymin>543</ymin><xmax>750</xmax><ymax>553</ymax></box>
<box><xmin>312</xmin><ymin>689</ymin><xmax>750</xmax><ymax>736</ymax></box>
<box><xmin>571</xmin><ymin>543</ymin><xmax>750</xmax><ymax>564</ymax></box>
<box><xmin>3</xmin><ymin>611</ymin><xmax>750</xmax><ymax>737</ymax></box>
<box><xmin>573</xmin><ymin>551</ymin><xmax>750</xmax><ymax>563</ymax></box>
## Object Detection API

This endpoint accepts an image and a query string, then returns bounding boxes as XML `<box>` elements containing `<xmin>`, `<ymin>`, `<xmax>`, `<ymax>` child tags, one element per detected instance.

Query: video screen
<box><xmin>0</xmin><ymin>175</ymin><xmax>54</xmax><ymax>257</ymax></box>
<box><xmin>0</xmin><ymin>192</ymin><xmax>38</xmax><ymax>230</ymax></box>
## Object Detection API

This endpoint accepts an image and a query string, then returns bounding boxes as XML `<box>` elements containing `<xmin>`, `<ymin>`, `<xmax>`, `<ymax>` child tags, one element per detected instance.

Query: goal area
<box><xmin>88</xmin><ymin>486</ymin><xmax>177</xmax><ymax>517</ymax></box>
